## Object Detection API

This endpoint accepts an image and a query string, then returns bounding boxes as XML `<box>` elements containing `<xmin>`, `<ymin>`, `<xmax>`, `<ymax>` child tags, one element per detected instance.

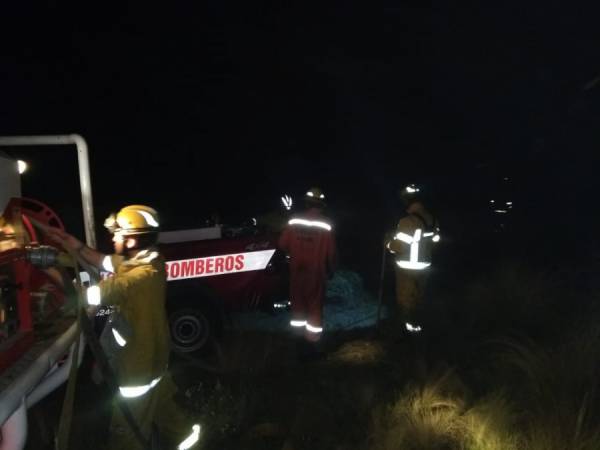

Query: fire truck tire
<box><xmin>169</xmin><ymin>307</ymin><xmax>212</xmax><ymax>353</ymax></box>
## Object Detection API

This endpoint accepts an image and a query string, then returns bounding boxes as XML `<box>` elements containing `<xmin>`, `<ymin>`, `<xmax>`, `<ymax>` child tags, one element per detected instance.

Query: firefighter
<box><xmin>386</xmin><ymin>185</ymin><xmax>440</xmax><ymax>335</ymax></box>
<box><xmin>47</xmin><ymin>205</ymin><xmax>200</xmax><ymax>450</ymax></box>
<box><xmin>278</xmin><ymin>187</ymin><xmax>336</xmax><ymax>355</ymax></box>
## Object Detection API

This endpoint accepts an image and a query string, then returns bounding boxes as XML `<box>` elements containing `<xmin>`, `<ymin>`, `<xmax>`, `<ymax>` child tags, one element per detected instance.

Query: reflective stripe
<box><xmin>102</xmin><ymin>255</ymin><xmax>115</xmax><ymax>273</ymax></box>
<box><xmin>397</xmin><ymin>261</ymin><xmax>431</xmax><ymax>270</ymax></box>
<box><xmin>134</xmin><ymin>250</ymin><xmax>159</xmax><ymax>263</ymax></box>
<box><xmin>119</xmin><ymin>376</ymin><xmax>162</xmax><ymax>398</ymax></box>
<box><xmin>112</xmin><ymin>328</ymin><xmax>127</xmax><ymax>347</ymax></box>
<box><xmin>423</xmin><ymin>232</ymin><xmax>434</xmax><ymax>237</ymax></box>
<box><xmin>288</xmin><ymin>218</ymin><xmax>332</xmax><ymax>231</ymax></box>
<box><xmin>306</xmin><ymin>323</ymin><xmax>323</xmax><ymax>333</ymax></box>
<box><xmin>494</xmin><ymin>209</ymin><xmax>508</xmax><ymax>214</ymax></box>
<box><xmin>178</xmin><ymin>424</ymin><xmax>201</xmax><ymax>450</ymax></box>
<box><xmin>281</xmin><ymin>195</ymin><xmax>293</xmax><ymax>210</ymax></box>
<box><xmin>137</xmin><ymin>210</ymin><xmax>160</xmax><ymax>227</ymax></box>
<box><xmin>395</xmin><ymin>228</ymin><xmax>432</xmax><ymax>270</ymax></box>
<box><xmin>87</xmin><ymin>286</ymin><xmax>101</xmax><ymax>305</ymax></box>
<box><xmin>394</xmin><ymin>232</ymin><xmax>413</xmax><ymax>244</ymax></box>
<box><xmin>409</xmin><ymin>229</ymin><xmax>421</xmax><ymax>264</ymax></box>
<box><xmin>291</xmin><ymin>320</ymin><xmax>307</xmax><ymax>327</ymax></box>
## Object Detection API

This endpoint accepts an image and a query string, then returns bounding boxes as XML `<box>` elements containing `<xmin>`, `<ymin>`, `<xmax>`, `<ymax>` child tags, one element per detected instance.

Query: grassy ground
<box><xmin>25</xmin><ymin>242</ymin><xmax>600</xmax><ymax>450</ymax></box>
<box><xmin>174</xmin><ymin>253</ymin><xmax>600</xmax><ymax>450</ymax></box>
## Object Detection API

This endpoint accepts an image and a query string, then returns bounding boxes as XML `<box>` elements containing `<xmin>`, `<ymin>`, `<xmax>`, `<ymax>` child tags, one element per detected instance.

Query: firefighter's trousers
<box><xmin>108</xmin><ymin>373</ymin><xmax>194</xmax><ymax>450</ymax></box>
<box><xmin>394</xmin><ymin>269</ymin><xmax>428</xmax><ymax>323</ymax></box>
<box><xmin>290</xmin><ymin>267</ymin><xmax>326</xmax><ymax>342</ymax></box>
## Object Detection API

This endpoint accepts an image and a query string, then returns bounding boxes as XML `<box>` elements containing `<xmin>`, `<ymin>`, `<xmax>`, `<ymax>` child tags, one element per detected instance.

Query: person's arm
<box><xmin>45</xmin><ymin>227</ymin><xmax>106</xmax><ymax>269</ymax></box>
<box><xmin>387</xmin><ymin>218</ymin><xmax>413</xmax><ymax>254</ymax></box>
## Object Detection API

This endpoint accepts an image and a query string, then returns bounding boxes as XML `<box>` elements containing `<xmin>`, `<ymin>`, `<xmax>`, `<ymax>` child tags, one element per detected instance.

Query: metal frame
<box><xmin>0</xmin><ymin>134</ymin><xmax>97</xmax><ymax>247</ymax></box>
<box><xmin>0</xmin><ymin>135</ymin><xmax>94</xmax><ymax>449</ymax></box>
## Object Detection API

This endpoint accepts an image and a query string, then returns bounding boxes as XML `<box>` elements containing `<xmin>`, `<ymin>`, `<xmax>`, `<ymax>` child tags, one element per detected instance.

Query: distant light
<box><xmin>432</xmin><ymin>234</ymin><xmax>441</xmax><ymax>243</ymax></box>
<box><xmin>405</xmin><ymin>322</ymin><xmax>422</xmax><ymax>333</ymax></box>
<box><xmin>494</xmin><ymin>209</ymin><xmax>508</xmax><ymax>214</ymax></box>
<box><xmin>490</xmin><ymin>200</ymin><xmax>495</xmax><ymax>203</ymax></box>
<box><xmin>252</xmin><ymin>217</ymin><xmax>257</xmax><ymax>226</ymax></box>
<box><xmin>17</xmin><ymin>160</ymin><xmax>27</xmax><ymax>174</ymax></box>
<box><xmin>506</xmin><ymin>201</ymin><xmax>513</xmax><ymax>205</ymax></box>
<box><xmin>504</xmin><ymin>177</ymin><xmax>509</xmax><ymax>181</ymax></box>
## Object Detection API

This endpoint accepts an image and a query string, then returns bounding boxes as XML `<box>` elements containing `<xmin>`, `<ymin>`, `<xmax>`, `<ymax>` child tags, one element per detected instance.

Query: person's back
<box><xmin>279</xmin><ymin>207</ymin><xmax>335</xmax><ymax>276</ymax></box>
<box><xmin>392</xmin><ymin>203</ymin><xmax>438</xmax><ymax>270</ymax></box>
<box><xmin>386</xmin><ymin>184</ymin><xmax>440</xmax><ymax>334</ymax></box>
<box><xmin>278</xmin><ymin>187</ymin><xmax>336</xmax><ymax>347</ymax></box>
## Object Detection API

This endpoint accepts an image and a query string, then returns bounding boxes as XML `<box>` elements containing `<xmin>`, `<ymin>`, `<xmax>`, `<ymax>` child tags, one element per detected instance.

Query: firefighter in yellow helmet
<box><xmin>47</xmin><ymin>205</ymin><xmax>200</xmax><ymax>450</ymax></box>
<box><xmin>386</xmin><ymin>185</ymin><xmax>440</xmax><ymax>335</ymax></box>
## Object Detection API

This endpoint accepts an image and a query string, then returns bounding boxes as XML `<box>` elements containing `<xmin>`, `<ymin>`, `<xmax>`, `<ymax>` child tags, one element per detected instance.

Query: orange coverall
<box><xmin>278</xmin><ymin>208</ymin><xmax>336</xmax><ymax>341</ymax></box>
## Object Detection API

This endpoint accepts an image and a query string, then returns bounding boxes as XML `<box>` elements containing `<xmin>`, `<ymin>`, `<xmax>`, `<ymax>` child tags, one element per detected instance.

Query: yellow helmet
<box><xmin>104</xmin><ymin>205</ymin><xmax>160</xmax><ymax>235</ymax></box>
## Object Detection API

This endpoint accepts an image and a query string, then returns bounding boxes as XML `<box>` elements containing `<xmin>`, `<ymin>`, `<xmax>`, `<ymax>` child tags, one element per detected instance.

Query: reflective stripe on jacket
<box><xmin>278</xmin><ymin>208</ymin><xmax>336</xmax><ymax>277</ymax></box>
<box><xmin>387</xmin><ymin>207</ymin><xmax>439</xmax><ymax>270</ymax></box>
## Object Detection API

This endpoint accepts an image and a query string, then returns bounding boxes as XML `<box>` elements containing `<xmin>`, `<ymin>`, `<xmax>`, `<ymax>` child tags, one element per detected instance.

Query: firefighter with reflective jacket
<box><xmin>386</xmin><ymin>185</ymin><xmax>440</xmax><ymax>334</ymax></box>
<box><xmin>279</xmin><ymin>187</ymin><xmax>336</xmax><ymax>350</ymax></box>
<box><xmin>47</xmin><ymin>205</ymin><xmax>200</xmax><ymax>450</ymax></box>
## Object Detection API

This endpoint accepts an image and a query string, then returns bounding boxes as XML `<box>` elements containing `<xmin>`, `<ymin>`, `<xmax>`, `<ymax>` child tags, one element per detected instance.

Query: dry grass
<box><xmin>369</xmin><ymin>321</ymin><xmax>600</xmax><ymax>450</ymax></box>
<box><xmin>369</xmin><ymin>370</ymin><xmax>521</xmax><ymax>450</ymax></box>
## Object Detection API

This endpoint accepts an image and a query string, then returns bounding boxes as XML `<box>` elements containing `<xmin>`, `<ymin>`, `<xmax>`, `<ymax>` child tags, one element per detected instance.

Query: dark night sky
<box><xmin>1</xmin><ymin>2</ymin><xmax>600</xmax><ymax>255</ymax></box>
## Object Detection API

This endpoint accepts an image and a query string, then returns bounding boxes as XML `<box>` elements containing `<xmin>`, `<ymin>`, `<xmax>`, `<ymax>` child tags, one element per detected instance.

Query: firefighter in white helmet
<box><xmin>386</xmin><ymin>185</ymin><xmax>440</xmax><ymax>335</ymax></box>
<box><xmin>47</xmin><ymin>205</ymin><xmax>200</xmax><ymax>450</ymax></box>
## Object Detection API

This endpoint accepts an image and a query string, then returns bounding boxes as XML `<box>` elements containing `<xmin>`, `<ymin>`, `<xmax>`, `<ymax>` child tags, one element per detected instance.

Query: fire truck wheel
<box><xmin>169</xmin><ymin>308</ymin><xmax>211</xmax><ymax>353</ymax></box>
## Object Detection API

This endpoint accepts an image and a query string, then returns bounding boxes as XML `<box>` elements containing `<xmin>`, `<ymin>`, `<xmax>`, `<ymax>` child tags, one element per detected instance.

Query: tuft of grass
<box><xmin>490</xmin><ymin>327</ymin><xmax>600</xmax><ymax>450</ymax></box>
<box><xmin>369</xmin><ymin>371</ymin><xmax>521</xmax><ymax>450</ymax></box>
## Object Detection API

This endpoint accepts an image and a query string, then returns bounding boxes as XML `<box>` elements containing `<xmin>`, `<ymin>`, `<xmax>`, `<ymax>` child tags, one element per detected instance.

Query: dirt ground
<box><xmin>25</xmin><ymin>323</ymin><xmax>409</xmax><ymax>450</ymax></box>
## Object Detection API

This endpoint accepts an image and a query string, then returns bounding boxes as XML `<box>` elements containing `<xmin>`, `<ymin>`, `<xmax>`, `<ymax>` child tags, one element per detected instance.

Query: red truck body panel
<box><xmin>160</xmin><ymin>232</ymin><xmax>287</xmax><ymax>310</ymax></box>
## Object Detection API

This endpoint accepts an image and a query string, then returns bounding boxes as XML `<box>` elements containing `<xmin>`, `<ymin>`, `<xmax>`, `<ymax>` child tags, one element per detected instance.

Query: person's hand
<box><xmin>383</xmin><ymin>231</ymin><xmax>394</xmax><ymax>246</ymax></box>
<box><xmin>45</xmin><ymin>227</ymin><xmax>84</xmax><ymax>253</ymax></box>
